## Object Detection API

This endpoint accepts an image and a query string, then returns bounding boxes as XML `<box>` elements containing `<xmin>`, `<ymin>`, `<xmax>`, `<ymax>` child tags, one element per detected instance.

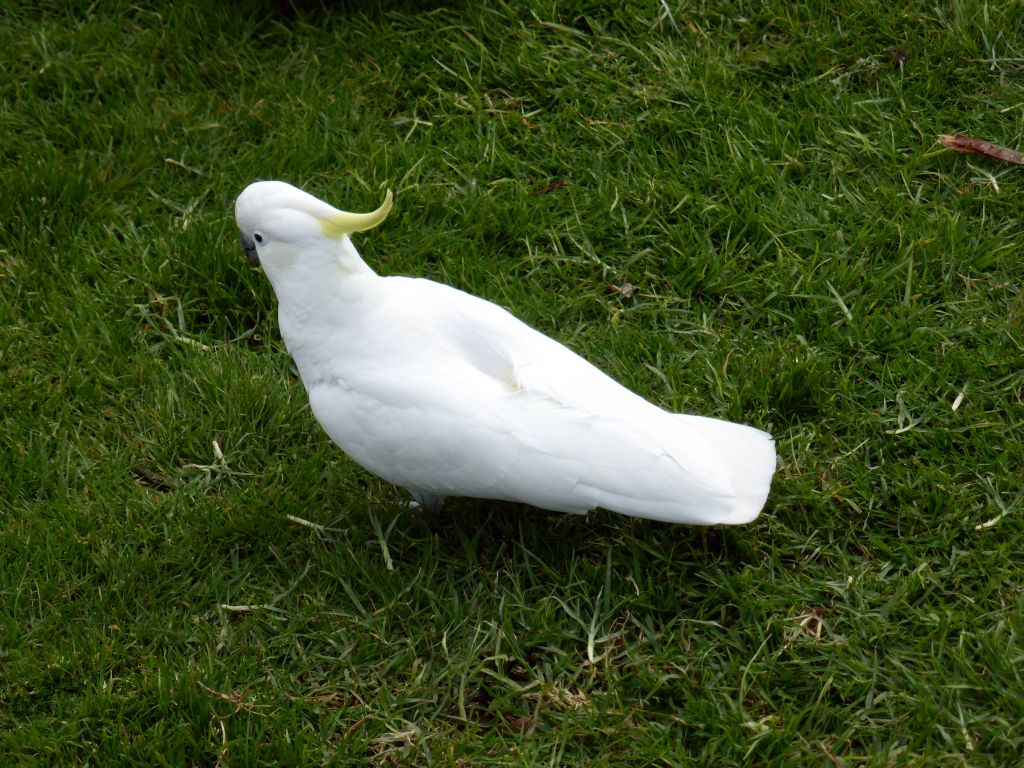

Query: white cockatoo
<box><xmin>235</xmin><ymin>181</ymin><xmax>775</xmax><ymax>525</ymax></box>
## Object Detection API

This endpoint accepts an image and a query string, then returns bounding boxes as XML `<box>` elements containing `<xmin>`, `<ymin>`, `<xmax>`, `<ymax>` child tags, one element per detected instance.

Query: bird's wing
<box><xmin>307</xmin><ymin>277</ymin><xmax>766</xmax><ymax>523</ymax></box>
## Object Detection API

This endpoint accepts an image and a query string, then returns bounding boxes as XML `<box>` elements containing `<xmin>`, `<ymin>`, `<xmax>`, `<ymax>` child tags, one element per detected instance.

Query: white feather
<box><xmin>235</xmin><ymin>181</ymin><xmax>776</xmax><ymax>525</ymax></box>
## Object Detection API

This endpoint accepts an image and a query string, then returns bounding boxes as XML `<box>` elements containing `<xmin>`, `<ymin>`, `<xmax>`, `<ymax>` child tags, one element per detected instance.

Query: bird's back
<box><xmin>298</xmin><ymin>276</ymin><xmax>775</xmax><ymax>525</ymax></box>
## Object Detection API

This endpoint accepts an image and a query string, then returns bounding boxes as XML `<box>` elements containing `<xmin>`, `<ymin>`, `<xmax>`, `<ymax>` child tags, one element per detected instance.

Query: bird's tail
<box><xmin>676</xmin><ymin>414</ymin><xmax>776</xmax><ymax>524</ymax></box>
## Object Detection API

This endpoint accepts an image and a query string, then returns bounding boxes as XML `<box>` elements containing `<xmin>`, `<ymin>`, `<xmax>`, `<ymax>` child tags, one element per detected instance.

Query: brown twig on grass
<box><xmin>939</xmin><ymin>134</ymin><xmax>1024</xmax><ymax>166</ymax></box>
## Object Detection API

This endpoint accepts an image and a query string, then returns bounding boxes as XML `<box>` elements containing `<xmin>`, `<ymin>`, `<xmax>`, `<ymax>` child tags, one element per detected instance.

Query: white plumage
<box><xmin>235</xmin><ymin>181</ymin><xmax>775</xmax><ymax>525</ymax></box>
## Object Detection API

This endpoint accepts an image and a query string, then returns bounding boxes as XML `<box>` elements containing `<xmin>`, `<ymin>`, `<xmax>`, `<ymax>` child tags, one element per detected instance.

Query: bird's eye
<box><xmin>253</xmin><ymin>233</ymin><xmax>264</xmax><ymax>244</ymax></box>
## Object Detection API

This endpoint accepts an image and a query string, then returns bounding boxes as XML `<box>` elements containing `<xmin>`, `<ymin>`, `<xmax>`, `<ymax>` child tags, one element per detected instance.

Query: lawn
<box><xmin>1</xmin><ymin>1</ymin><xmax>1022</xmax><ymax>765</ymax></box>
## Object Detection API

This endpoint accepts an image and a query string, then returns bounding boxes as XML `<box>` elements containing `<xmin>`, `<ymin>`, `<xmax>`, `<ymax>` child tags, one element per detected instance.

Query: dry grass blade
<box><xmin>938</xmin><ymin>134</ymin><xmax>1024</xmax><ymax>165</ymax></box>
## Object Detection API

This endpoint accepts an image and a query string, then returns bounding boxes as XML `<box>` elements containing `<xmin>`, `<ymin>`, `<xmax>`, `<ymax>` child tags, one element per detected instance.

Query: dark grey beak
<box><xmin>239</xmin><ymin>232</ymin><xmax>258</xmax><ymax>264</ymax></box>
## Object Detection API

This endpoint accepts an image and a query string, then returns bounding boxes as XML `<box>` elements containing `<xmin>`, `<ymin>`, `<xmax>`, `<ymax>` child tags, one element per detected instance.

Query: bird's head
<box><xmin>234</xmin><ymin>181</ymin><xmax>393</xmax><ymax>280</ymax></box>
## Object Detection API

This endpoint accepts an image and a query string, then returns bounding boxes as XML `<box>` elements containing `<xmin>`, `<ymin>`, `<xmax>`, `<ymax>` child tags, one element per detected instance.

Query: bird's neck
<box><xmin>272</xmin><ymin>237</ymin><xmax>378</xmax><ymax>374</ymax></box>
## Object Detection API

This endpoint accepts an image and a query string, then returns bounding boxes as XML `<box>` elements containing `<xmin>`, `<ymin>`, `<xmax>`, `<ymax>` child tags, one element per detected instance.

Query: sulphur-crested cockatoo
<box><xmin>235</xmin><ymin>181</ymin><xmax>775</xmax><ymax>524</ymax></box>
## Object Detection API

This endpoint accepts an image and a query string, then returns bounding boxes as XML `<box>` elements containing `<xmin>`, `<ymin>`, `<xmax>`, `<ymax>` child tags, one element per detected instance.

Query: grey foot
<box><xmin>407</xmin><ymin>489</ymin><xmax>446</xmax><ymax>515</ymax></box>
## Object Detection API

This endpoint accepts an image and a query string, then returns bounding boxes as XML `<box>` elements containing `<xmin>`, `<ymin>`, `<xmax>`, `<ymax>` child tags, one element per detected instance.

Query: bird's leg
<box><xmin>406</xmin><ymin>489</ymin><xmax>446</xmax><ymax>515</ymax></box>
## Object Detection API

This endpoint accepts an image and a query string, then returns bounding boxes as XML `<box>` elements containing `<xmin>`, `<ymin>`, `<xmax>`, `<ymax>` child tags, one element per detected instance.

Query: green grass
<box><xmin>2</xmin><ymin>1</ymin><xmax>1022</xmax><ymax>765</ymax></box>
